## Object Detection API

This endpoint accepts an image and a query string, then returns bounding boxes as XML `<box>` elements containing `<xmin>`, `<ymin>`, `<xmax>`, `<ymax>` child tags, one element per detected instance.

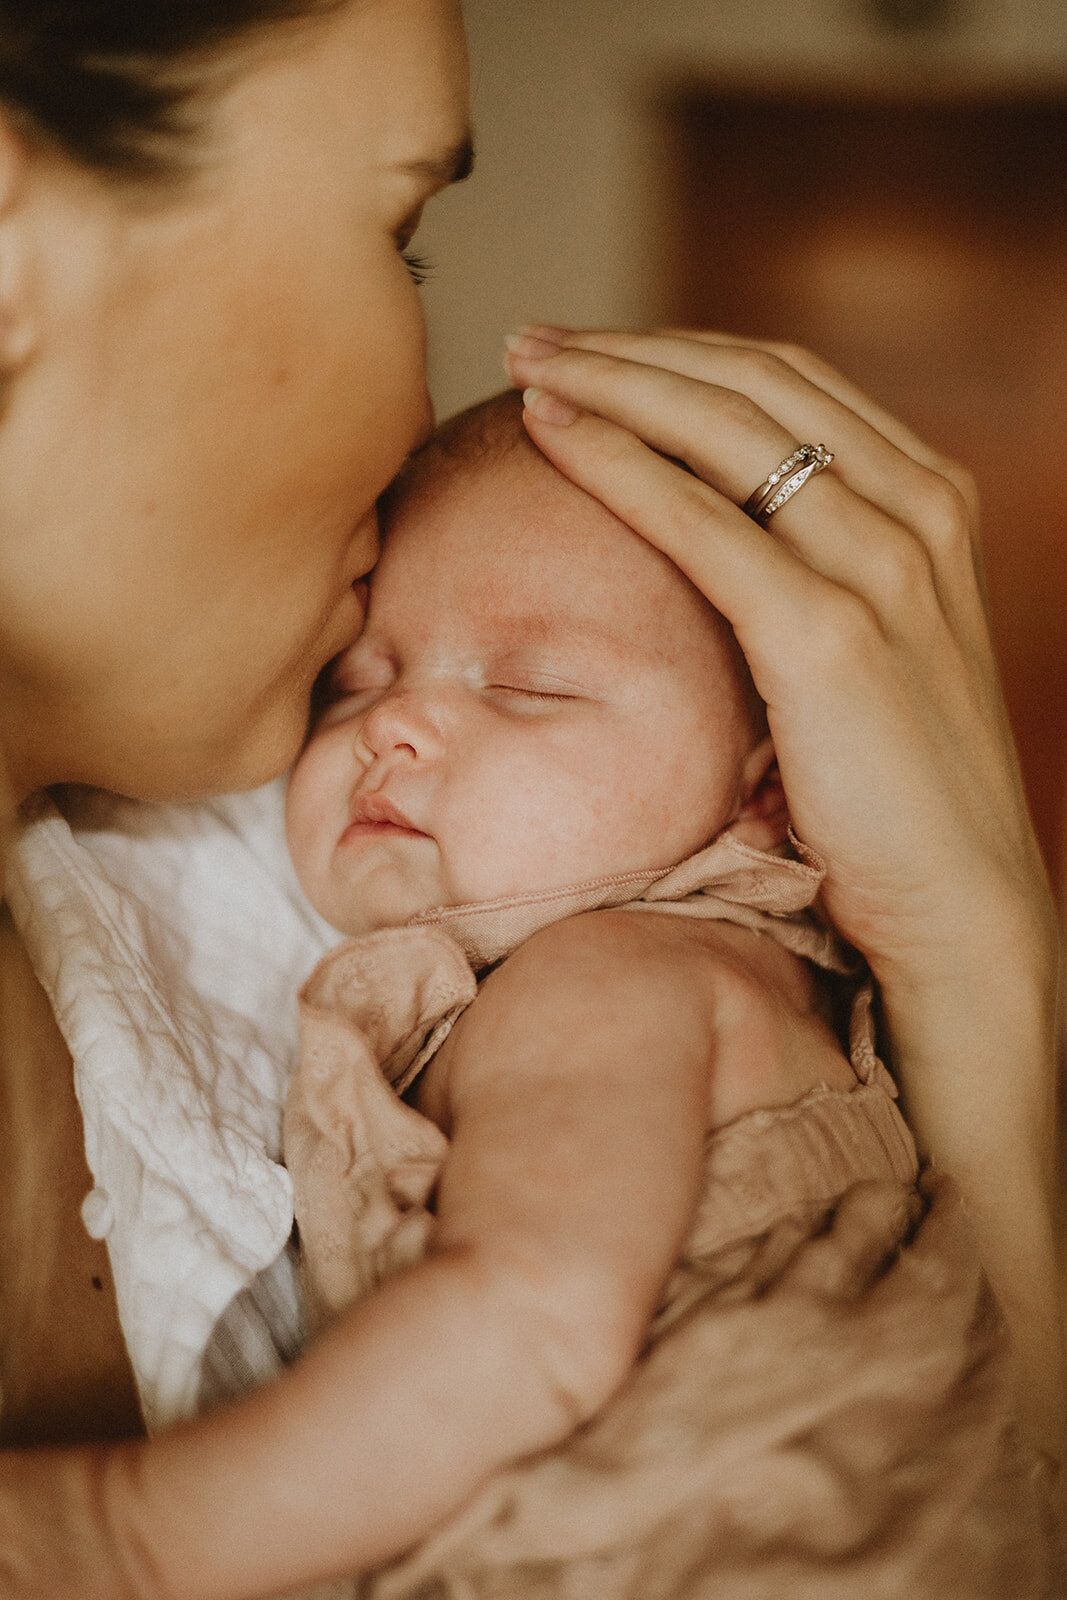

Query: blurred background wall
<box><xmin>420</xmin><ymin>0</ymin><xmax>1067</xmax><ymax>913</ymax></box>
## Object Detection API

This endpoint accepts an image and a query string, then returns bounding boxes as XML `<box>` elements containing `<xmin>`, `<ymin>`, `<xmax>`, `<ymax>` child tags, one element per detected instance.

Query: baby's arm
<box><xmin>105</xmin><ymin>911</ymin><xmax>725</xmax><ymax>1598</ymax></box>
<box><xmin>24</xmin><ymin>912</ymin><xmax>838</xmax><ymax>1600</ymax></box>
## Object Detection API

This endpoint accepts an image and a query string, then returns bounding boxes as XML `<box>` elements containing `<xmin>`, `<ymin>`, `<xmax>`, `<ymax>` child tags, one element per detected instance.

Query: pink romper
<box><xmin>285</xmin><ymin>829</ymin><xmax>1062</xmax><ymax>1599</ymax></box>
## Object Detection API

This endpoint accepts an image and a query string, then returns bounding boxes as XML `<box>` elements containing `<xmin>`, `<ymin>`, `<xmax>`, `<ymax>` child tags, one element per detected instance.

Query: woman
<box><xmin>0</xmin><ymin>0</ymin><xmax>1059</xmax><ymax>1584</ymax></box>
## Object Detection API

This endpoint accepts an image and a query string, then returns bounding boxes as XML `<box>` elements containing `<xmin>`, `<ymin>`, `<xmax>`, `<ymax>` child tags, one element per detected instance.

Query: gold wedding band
<box><xmin>743</xmin><ymin>444</ymin><xmax>834</xmax><ymax>526</ymax></box>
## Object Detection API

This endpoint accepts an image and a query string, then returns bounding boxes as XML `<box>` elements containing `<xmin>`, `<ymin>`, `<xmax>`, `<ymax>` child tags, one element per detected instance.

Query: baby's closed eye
<box><xmin>316</xmin><ymin>658</ymin><xmax>397</xmax><ymax>725</ymax></box>
<box><xmin>486</xmin><ymin>680</ymin><xmax>587</xmax><ymax>712</ymax></box>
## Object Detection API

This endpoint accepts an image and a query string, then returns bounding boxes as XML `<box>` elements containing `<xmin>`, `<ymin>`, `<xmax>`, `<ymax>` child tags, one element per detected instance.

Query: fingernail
<box><xmin>519</xmin><ymin>324</ymin><xmax>571</xmax><ymax>345</ymax></box>
<box><xmin>504</xmin><ymin>332</ymin><xmax>561</xmax><ymax>361</ymax></box>
<box><xmin>522</xmin><ymin>387</ymin><xmax>580</xmax><ymax>426</ymax></box>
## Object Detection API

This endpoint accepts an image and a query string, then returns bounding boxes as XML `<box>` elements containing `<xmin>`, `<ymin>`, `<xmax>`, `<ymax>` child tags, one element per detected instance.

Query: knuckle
<box><xmin>707</xmin><ymin>382</ymin><xmax>766</xmax><ymax>432</ymax></box>
<box><xmin>874</xmin><ymin>534</ymin><xmax>937</xmax><ymax>613</ymax></box>
<box><xmin>593</xmin><ymin>423</ymin><xmax>639</xmax><ymax>474</ymax></box>
<box><xmin>737</xmin><ymin>347</ymin><xmax>793</xmax><ymax>391</ymax></box>
<box><xmin>810</xmin><ymin>589</ymin><xmax>882</xmax><ymax>673</ymax></box>
<box><xmin>944</xmin><ymin>461</ymin><xmax>981</xmax><ymax>524</ymax></box>
<box><xmin>669</xmin><ymin>476</ymin><xmax>726</xmax><ymax>547</ymax></box>
<box><xmin>544</xmin><ymin>345</ymin><xmax>611</xmax><ymax>392</ymax></box>
<box><xmin>763</xmin><ymin>339</ymin><xmax>839</xmax><ymax>389</ymax></box>
<box><xmin>763</xmin><ymin>338</ymin><xmax>814</xmax><ymax>371</ymax></box>
<box><xmin>571</xmin><ymin>346</ymin><xmax>617</xmax><ymax>384</ymax></box>
<box><xmin>916</xmin><ymin>466</ymin><xmax>978</xmax><ymax>556</ymax></box>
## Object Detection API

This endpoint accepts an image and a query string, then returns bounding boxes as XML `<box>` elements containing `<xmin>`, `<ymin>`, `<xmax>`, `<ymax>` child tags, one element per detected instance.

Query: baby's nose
<box><xmin>358</xmin><ymin>689</ymin><xmax>443</xmax><ymax>763</ymax></box>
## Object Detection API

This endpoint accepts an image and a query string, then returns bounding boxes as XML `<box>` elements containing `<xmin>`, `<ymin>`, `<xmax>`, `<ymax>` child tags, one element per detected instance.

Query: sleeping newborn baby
<box><xmin>287</xmin><ymin>388</ymin><xmax>781</xmax><ymax>943</ymax></box>
<box><xmin>272</xmin><ymin>389</ymin><xmax>921</xmax><ymax>1594</ymax></box>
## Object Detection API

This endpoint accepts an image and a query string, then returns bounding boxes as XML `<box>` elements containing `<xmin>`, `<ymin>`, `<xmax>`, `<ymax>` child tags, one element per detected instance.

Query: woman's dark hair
<box><xmin>0</xmin><ymin>1</ymin><xmax>343</xmax><ymax>179</ymax></box>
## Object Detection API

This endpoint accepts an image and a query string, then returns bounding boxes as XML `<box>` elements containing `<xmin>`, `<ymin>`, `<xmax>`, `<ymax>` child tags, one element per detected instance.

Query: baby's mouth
<box><xmin>342</xmin><ymin>791</ymin><xmax>429</xmax><ymax>839</ymax></box>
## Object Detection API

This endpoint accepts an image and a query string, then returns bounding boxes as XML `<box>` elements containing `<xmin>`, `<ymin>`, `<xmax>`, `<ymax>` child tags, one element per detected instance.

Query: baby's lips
<box><xmin>348</xmin><ymin>790</ymin><xmax>428</xmax><ymax>835</ymax></box>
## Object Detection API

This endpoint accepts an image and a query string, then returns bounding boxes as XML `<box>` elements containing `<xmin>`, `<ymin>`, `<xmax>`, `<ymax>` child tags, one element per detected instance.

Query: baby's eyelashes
<box><xmin>485</xmin><ymin>681</ymin><xmax>586</xmax><ymax>711</ymax></box>
<box><xmin>314</xmin><ymin>655</ymin><xmax>397</xmax><ymax>728</ymax></box>
<box><xmin>315</xmin><ymin>687</ymin><xmax>382</xmax><ymax>728</ymax></box>
<box><xmin>308</xmin><ymin>650</ymin><xmax>595</xmax><ymax>732</ymax></box>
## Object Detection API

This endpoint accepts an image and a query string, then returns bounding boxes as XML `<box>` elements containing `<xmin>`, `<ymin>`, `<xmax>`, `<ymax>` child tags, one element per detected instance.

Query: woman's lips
<box><xmin>340</xmin><ymin>792</ymin><xmax>429</xmax><ymax>842</ymax></box>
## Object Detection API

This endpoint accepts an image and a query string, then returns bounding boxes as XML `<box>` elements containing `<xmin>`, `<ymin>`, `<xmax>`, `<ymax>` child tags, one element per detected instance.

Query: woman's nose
<box><xmin>357</xmin><ymin>689</ymin><xmax>444</xmax><ymax>765</ymax></box>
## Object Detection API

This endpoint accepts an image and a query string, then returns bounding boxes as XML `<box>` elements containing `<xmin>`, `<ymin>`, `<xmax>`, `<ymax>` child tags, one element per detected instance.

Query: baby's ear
<box><xmin>730</xmin><ymin>736</ymin><xmax>790</xmax><ymax>851</ymax></box>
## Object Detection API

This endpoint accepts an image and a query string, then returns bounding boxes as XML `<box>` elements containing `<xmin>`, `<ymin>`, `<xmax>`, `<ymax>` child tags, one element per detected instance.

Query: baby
<box><xmin>110</xmin><ymin>392</ymin><xmax>930</xmax><ymax>1598</ymax></box>
<box><xmin>287</xmin><ymin>389</ymin><xmax>780</xmax><ymax>941</ymax></box>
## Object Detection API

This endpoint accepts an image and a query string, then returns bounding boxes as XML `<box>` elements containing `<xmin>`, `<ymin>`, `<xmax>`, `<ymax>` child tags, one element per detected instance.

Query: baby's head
<box><xmin>287</xmin><ymin>391</ymin><xmax>784</xmax><ymax>937</ymax></box>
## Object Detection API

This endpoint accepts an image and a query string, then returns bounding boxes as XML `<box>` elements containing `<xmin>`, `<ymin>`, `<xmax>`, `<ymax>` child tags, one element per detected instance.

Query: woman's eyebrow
<box><xmin>398</xmin><ymin>135</ymin><xmax>475</xmax><ymax>189</ymax></box>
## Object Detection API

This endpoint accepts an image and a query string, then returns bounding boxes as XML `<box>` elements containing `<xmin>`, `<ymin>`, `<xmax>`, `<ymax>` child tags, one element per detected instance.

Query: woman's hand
<box><xmin>504</xmin><ymin>327</ymin><xmax>1050</xmax><ymax>988</ymax></box>
<box><xmin>504</xmin><ymin>326</ymin><xmax>1064</xmax><ymax>1454</ymax></box>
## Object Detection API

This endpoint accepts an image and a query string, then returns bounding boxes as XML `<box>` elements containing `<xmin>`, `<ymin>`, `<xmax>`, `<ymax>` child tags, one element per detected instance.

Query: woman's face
<box><xmin>0</xmin><ymin>0</ymin><xmax>471</xmax><ymax>800</ymax></box>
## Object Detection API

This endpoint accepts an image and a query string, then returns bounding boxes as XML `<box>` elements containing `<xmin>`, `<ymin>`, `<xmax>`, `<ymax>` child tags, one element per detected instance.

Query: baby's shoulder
<box><xmin>423</xmin><ymin>909</ymin><xmax>856</xmax><ymax>1131</ymax></box>
<box><xmin>529</xmin><ymin>908</ymin><xmax>858</xmax><ymax>1126</ymax></box>
<box><xmin>525</xmin><ymin>904</ymin><xmax>820</xmax><ymax>1015</ymax></box>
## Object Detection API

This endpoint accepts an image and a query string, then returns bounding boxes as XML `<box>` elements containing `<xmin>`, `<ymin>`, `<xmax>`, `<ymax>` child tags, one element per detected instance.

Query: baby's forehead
<box><xmin>374</xmin><ymin>438</ymin><xmax>754</xmax><ymax>723</ymax></box>
<box><xmin>385</xmin><ymin>431</ymin><xmax>706</xmax><ymax>630</ymax></box>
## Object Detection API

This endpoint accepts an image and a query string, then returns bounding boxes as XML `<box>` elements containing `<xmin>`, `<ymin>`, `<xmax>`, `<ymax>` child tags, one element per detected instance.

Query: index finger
<box><xmin>516</xmin><ymin>400</ymin><xmax>838</xmax><ymax>683</ymax></box>
<box><xmin>509</xmin><ymin>332</ymin><xmax>978</xmax><ymax>563</ymax></box>
<box><xmin>526</xmin><ymin>324</ymin><xmax>973</xmax><ymax>497</ymax></box>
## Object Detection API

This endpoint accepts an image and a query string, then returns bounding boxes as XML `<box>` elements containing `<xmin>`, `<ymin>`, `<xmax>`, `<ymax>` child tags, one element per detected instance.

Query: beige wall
<box><xmin>421</xmin><ymin>0</ymin><xmax>1067</xmax><ymax>419</ymax></box>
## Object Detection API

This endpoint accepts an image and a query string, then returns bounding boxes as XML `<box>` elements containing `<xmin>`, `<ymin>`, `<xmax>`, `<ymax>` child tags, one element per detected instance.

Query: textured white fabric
<box><xmin>5</xmin><ymin>780</ymin><xmax>335</xmax><ymax>1430</ymax></box>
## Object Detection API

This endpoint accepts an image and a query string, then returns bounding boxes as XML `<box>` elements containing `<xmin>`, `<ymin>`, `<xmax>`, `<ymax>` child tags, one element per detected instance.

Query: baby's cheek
<box><xmin>657</xmin><ymin>744</ymin><xmax>740</xmax><ymax>852</ymax></box>
<box><xmin>595</xmin><ymin>733</ymin><xmax>732</xmax><ymax>862</ymax></box>
<box><xmin>286</xmin><ymin>737</ymin><xmax>341</xmax><ymax>882</ymax></box>
<box><xmin>438</xmin><ymin>752</ymin><xmax>575</xmax><ymax>899</ymax></box>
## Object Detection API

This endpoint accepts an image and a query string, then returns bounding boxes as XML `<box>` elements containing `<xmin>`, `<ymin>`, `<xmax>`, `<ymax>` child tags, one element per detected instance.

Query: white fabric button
<box><xmin>81</xmin><ymin>1186</ymin><xmax>115</xmax><ymax>1240</ymax></box>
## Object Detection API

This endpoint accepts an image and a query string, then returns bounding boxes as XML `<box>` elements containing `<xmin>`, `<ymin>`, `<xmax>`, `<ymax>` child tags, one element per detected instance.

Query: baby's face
<box><xmin>286</xmin><ymin>442</ymin><xmax>757</xmax><ymax>937</ymax></box>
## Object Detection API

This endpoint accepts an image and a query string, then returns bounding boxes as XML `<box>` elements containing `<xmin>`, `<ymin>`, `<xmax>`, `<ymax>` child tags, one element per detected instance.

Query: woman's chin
<box><xmin>89</xmin><ymin>713</ymin><xmax>309</xmax><ymax>805</ymax></box>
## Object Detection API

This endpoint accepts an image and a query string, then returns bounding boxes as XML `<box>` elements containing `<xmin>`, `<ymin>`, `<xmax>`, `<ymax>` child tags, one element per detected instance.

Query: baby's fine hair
<box><xmin>398</xmin><ymin>389</ymin><xmax>531</xmax><ymax>483</ymax></box>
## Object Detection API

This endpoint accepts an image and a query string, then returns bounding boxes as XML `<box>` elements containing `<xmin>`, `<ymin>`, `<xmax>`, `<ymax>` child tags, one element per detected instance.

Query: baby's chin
<box><xmin>308</xmin><ymin>872</ymin><xmax>446</xmax><ymax>940</ymax></box>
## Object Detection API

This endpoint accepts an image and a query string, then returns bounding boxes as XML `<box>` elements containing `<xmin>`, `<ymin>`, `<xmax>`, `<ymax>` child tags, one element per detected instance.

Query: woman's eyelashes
<box><xmin>394</xmin><ymin>210</ymin><xmax>435</xmax><ymax>285</ymax></box>
<box><xmin>401</xmin><ymin>248</ymin><xmax>436</xmax><ymax>286</ymax></box>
